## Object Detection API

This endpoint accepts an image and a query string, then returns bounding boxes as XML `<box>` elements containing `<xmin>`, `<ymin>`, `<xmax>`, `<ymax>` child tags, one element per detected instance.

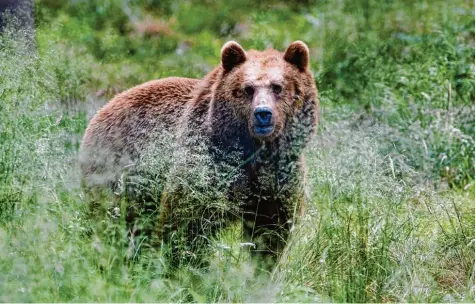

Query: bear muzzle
<box><xmin>253</xmin><ymin>106</ymin><xmax>275</xmax><ymax>136</ymax></box>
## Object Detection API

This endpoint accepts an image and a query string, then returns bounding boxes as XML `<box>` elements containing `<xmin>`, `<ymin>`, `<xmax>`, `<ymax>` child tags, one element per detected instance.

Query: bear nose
<box><xmin>254</xmin><ymin>107</ymin><xmax>273</xmax><ymax>125</ymax></box>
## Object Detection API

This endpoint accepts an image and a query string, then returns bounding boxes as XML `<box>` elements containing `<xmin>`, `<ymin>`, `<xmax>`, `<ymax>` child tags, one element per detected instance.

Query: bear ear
<box><xmin>221</xmin><ymin>41</ymin><xmax>247</xmax><ymax>72</ymax></box>
<box><xmin>284</xmin><ymin>40</ymin><xmax>309</xmax><ymax>71</ymax></box>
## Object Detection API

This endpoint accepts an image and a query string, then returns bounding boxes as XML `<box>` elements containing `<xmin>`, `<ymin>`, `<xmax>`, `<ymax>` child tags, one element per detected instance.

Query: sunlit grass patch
<box><xmin>275</xmin><ymin>110</ymin><xmax>474</xmax><ymax>302</ymax></box>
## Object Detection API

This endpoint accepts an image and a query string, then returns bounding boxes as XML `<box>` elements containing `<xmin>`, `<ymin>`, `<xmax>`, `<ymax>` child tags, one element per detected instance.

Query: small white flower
<box><xmin>239</xmin><ymin>242</ymin><xmax>256</xmax><ymax>249</ymax></box>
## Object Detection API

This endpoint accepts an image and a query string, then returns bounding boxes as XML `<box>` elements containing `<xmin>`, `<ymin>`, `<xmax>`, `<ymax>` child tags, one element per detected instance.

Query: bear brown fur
<box><xmin>79</xmin><ymin>41</ymin><xmax>318</xmax><ymax>263</ymax></box>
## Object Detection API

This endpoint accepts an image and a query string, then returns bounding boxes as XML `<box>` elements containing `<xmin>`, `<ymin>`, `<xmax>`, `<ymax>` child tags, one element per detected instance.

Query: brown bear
<box><xmin>79</xmin><ymin>41</ymin><xmax>318</xmax><ymax>264</ymax></box>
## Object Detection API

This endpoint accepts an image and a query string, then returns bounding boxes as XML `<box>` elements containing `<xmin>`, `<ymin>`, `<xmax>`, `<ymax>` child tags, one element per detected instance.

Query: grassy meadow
<box><xmin>0</xmin><ymin>0</ymin><xmax>474</xmax><ymax>302</ymax></box>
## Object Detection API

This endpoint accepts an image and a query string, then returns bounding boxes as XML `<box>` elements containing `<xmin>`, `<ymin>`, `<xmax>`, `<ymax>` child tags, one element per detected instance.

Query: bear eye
<box><xmin>272</xmin><ymin>84</ymin><xmax>283</xmax><ymax>94</ymax></box>
<box><xmin>244</xmin><ymin>85</ymin><xmax>255</xmax><ymax>97</ymax></box>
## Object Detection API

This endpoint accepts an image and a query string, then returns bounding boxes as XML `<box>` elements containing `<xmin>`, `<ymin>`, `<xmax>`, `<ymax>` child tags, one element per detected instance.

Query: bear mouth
<box><xmin>253</xmin><ymin>125</ymin><xmax>274</xmax><ymax>136</ymax></box>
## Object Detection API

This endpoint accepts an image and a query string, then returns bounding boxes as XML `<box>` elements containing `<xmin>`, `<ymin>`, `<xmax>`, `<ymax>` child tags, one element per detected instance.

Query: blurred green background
<box><xmin>0</xmin><ymin>0</ymin><xmax>474</xmax><ymax>302</ymax></box>
<box><xmin>32</xmin><ymin>0</ymin><xmax>474</xmax><ymax>187</ymax></box>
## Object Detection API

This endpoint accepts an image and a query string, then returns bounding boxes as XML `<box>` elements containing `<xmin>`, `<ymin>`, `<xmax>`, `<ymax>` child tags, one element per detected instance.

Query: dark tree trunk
<box><xmin>0</xmin><ymin>0</ymin><xmax>36</xmax><ymax>49</ymax></box>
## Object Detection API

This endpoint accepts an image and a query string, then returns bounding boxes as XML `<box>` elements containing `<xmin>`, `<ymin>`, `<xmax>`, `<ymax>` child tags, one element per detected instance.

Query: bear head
<box><xmin>213</xmin><ymin>40</ymin><xmax>317</xmax><ymax>142</ymax></box>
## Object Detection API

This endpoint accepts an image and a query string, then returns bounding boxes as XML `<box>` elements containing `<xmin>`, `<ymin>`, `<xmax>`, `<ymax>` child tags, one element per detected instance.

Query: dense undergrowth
<box><xmin>0</xmin><ymin>0</ymin><xmax>474</xmax><ymax>302</ymax></box>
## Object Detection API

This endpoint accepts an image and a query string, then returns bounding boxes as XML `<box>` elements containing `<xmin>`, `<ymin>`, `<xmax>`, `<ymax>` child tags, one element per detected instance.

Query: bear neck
<box><xmin>208</xmin><ymin>100</ymin><xmax>263</xmax><ymax>160</ymax></box>
<box><xmin>207</xmin><ymin>98</ymin><xmax>303</xmax><ymax>172</ymax></box>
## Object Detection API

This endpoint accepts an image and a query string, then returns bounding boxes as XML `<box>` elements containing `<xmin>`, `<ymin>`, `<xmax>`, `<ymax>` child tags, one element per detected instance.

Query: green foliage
<box><xmin>0</xmin><ymin>0</ymin><xmax>474</xmax><ymax>302</ymax></box>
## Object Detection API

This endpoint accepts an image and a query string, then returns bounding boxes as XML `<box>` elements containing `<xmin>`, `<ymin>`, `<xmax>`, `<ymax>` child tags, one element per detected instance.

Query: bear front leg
<box><xmin>241</xmin><ymin>179</ymin><xmax>306</xmax><ymax>267</ymax></box>
<box><xmin>241</xmin><ymin>197</ymin><xmax>291</xmax><ymax>266</ymax></box>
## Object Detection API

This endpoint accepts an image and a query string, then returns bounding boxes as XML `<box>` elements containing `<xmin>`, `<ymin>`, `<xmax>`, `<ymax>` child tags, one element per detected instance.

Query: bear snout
<box><xmin>254</xmin><ymin>107</ymin><xmax>272</xmax><ymax>125</ymax></box>
<box><xmin>253</xmin><ymin>106</ymin><xmax>274</xmax><ymax>136</ymax></box>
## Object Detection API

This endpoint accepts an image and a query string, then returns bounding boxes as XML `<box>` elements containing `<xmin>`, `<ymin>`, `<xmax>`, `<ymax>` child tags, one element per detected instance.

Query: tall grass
<box><xmin>276</xmin><ymin>108</ymin><xmax>474</xmax><ymax>302</ymax></box>
<box><xmin>0</xmin><ymin>0</ymin><xmax>474</xmax><ymax>302</ymax></box>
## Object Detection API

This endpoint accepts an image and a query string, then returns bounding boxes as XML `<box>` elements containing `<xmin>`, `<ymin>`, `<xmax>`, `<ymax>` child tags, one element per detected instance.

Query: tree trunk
<box><xmin>0</xmin><ymin>0</ymin><xmax>35</xmax><ymax>49</ymax></box>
